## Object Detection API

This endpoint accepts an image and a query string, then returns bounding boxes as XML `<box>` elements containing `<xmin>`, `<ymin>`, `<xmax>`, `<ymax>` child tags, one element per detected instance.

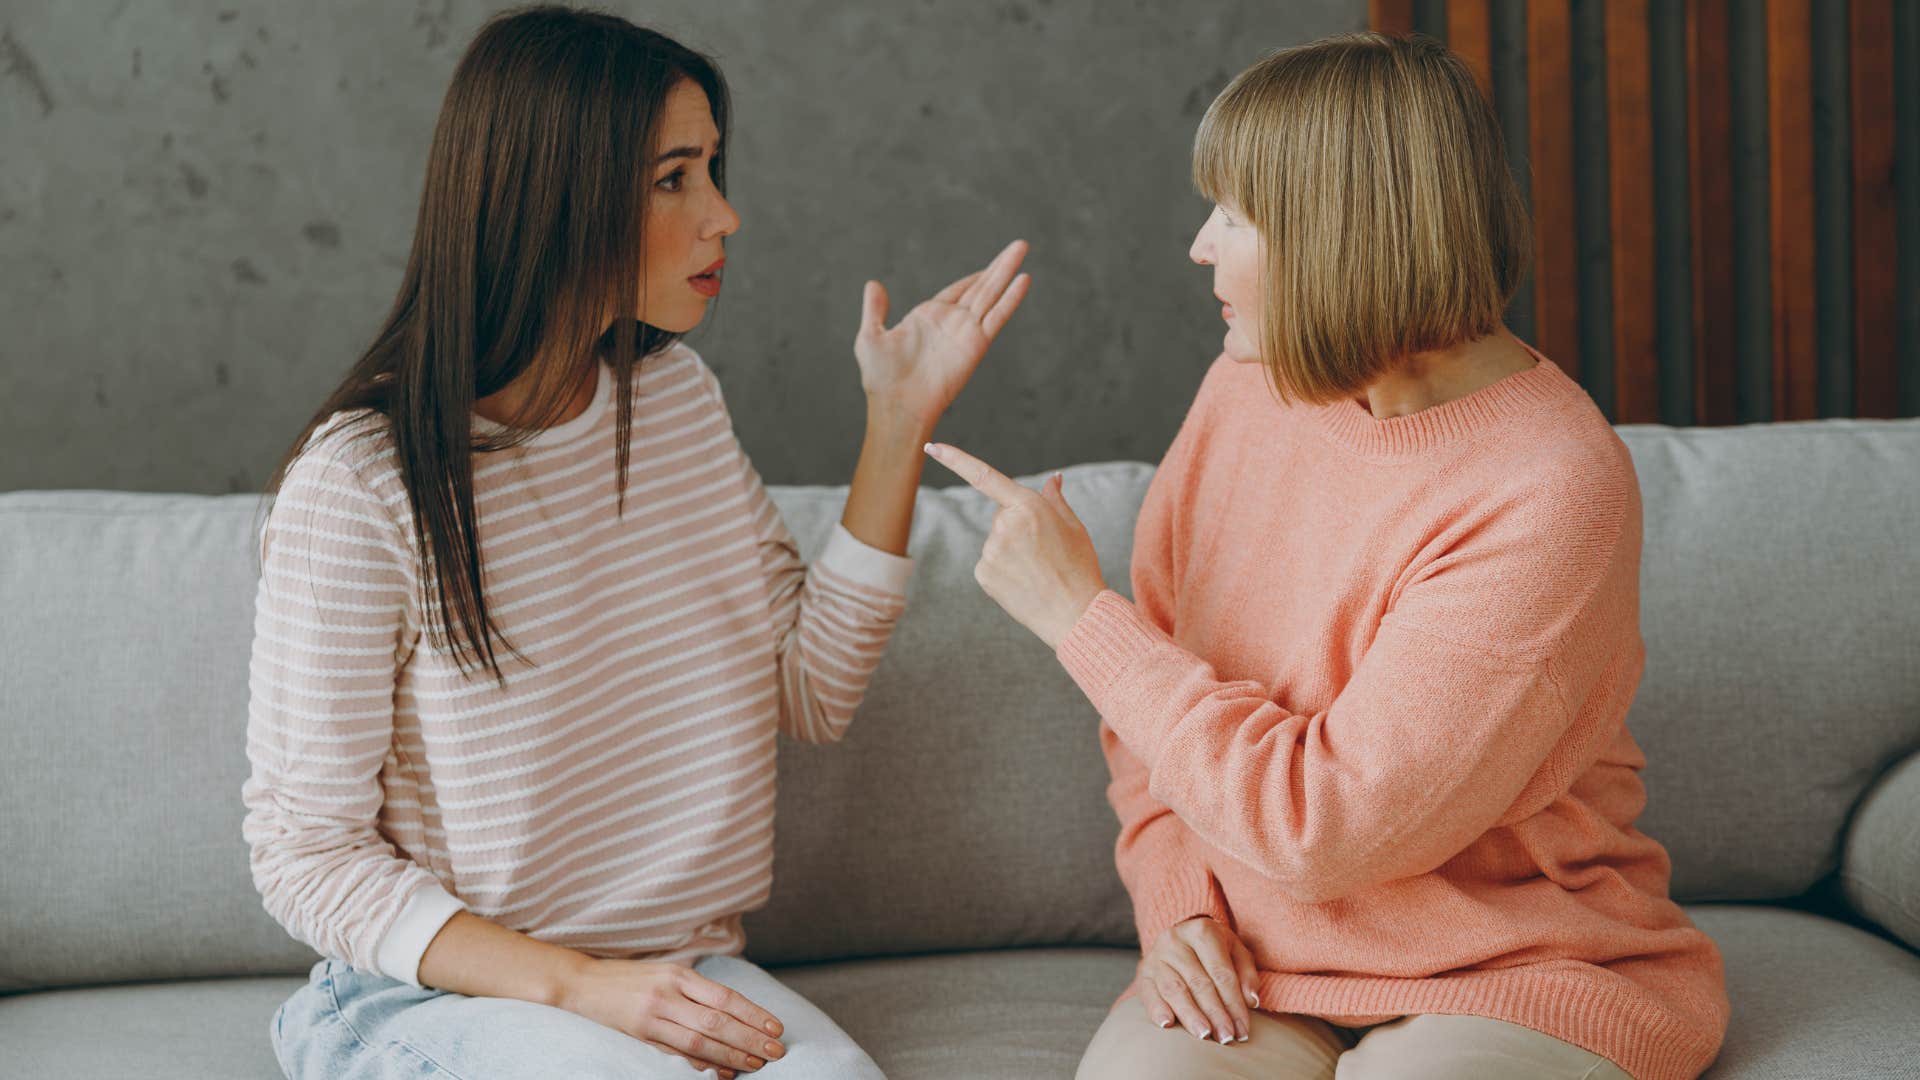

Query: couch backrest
<box><xmin>3</xmin><ymin>419</ymin><xmax>1917</xmax><ymax>989</ymax></box>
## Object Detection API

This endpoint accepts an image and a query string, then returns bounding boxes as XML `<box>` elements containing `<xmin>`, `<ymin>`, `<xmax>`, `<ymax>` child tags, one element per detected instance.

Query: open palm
<box><xmin>854</xmin><ymin>240</ymin><xmax>1031</xmax><ymax>428</ymax></box>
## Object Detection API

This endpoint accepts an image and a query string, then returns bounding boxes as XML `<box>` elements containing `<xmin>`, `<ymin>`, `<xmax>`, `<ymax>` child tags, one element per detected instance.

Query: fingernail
<box><xmin>763</xmin><ymin>1021</ymin><xmax>781</xmax><ymax>1035</ymax></box>
<box><xmin>1237</xmin><ymin>1033</ymin><xmax>1250</xmax><ymax>1043</ymax></box>
<box><xmin>1195</xmin><ymin>1026</ymin><xmax>1210</xmax><ymax>1040</ymax></box>
<box><xmin>746</xmin><ymin>1058</ymin><xmax>764</xmax><ymax>1070</ymax></box>
<box><xmin>1247</xmin><ymin>990</ymin><xmax>1260</xmax><ymax>1008</ymax></box>
<box><xmin>764</xmin><ymin>1040</ymin><xmax>783</xmax><ymax>1057</ymax></box>
<box><xmin>1218</xmin><ymin>1030</ymin><xmax>1232</xmax><ymax>1045</ymax></box>
<box><xmin>1157</xmin><ymin>1016</ymin><xmax>1173</xmax><ymax>1029</ymax></box>
<box><xmin>922</xmin><ymin>442</ymin><xmax>938</xmax><ymax>455</ymax></box>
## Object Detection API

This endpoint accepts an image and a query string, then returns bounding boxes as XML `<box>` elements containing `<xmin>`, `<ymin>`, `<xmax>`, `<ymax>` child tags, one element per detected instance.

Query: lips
<box><xmin>689</xmin><ymin>256</ymin><xmax>725</xmax><ymax>298</ymax></box>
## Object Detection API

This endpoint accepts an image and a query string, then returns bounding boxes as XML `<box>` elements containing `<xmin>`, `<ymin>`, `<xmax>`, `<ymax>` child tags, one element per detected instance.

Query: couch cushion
<box><xmin>3</xmin><ymin>909</ymin><xmax>1916</xmax><ymax>1079</ymax></box>
<box><xmin>1616</xmin><ymin>421</ymin><xmax>1920</xmax><ymax>901</ymax></box>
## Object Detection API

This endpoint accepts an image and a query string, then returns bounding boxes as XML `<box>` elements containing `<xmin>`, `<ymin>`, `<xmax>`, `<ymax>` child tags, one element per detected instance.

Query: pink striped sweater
<box><xmin>241</xmin><ymin>344</ymin><xmax>912</xmax><ymax>987</ymax></box>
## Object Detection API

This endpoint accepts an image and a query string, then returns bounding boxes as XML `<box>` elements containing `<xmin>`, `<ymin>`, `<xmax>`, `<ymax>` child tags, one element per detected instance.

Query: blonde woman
<box><xmin>928</xmin><ymin>32</ymin><xmax>1728</xmax><ymax>1080</ymax></box>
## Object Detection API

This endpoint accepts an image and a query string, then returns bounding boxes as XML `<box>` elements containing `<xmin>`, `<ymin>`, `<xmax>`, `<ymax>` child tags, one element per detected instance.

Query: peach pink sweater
<box><xmin>1056</xmin><ymin>350</ymin><xmax>1729</xmax><ymax>1080</ymax></box>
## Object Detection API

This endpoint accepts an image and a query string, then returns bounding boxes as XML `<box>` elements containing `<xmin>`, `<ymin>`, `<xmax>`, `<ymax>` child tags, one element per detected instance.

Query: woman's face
<box><xmin>641</xmin><ymin>81</ymin><xmax>741</xmax><ymax>333</ymax></box>
<box><xmin>1189</xmin><ymin>202</ymin><xmax>1263</xmax><ymax>365</ymax></box>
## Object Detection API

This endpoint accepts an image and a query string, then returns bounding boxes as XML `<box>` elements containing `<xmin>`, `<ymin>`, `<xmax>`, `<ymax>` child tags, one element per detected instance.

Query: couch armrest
<box><xmin>1841</xmin><ymin>748</ymin><xmax>1920</xmax><ymax>952</ymax></box>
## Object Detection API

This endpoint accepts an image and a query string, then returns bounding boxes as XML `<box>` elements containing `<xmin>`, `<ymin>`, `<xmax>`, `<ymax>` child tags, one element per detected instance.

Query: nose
<box><xmin>1189</xmin><ymin>213</ymin><xmax>1215</xmax><ymax>266</ymax></box>
<box><xmin>704</xmin><ymin>190</ymin><xmax>741</xmax><ymax>241</ymax></box>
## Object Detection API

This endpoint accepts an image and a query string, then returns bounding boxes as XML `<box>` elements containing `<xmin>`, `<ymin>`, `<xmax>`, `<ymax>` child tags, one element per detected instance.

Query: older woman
<box><xmin>927</xmin><ymin>32</ymin><xmax>1729</xmax><ymax>1080</ymax></box>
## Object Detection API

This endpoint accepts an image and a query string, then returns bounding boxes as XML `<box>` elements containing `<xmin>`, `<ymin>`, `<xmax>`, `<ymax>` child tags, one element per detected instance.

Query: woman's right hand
<box><xmin>1136</xmin><ymin>916</ymin><xmax>1261</xmax><ymax>1045</ymax></box>
<box><xmin>558</xmin><ymin>957</ymin><xmax>787</xmax><ymax>1077</ymax></box>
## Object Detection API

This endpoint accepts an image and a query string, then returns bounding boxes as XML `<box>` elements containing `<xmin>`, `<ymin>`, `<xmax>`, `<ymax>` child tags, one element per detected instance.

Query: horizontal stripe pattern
<box><xmin>241</xmin><ymin>345</ymin><xmax>908</xmax><ymax>980</ymax></box>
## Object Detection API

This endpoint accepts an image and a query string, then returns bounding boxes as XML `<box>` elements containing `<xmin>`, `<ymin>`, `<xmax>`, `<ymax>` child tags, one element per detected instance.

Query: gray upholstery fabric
<box><xmin>4</xmin><ymin>908</ymin><xmax>1917</xmax><ymax>1079</ymax></box>
<box><xmin>3</xmin><ymin>419</ymin><xmax>1918</xmax><ymax>1020</ymax></box>
<box><xmin>1615</xmin><ymin>421</ymin><xmax>1920</xmax><ymax>902</ymax></box>
<box><xmin>743</xmin><ymin>464</ymin><xmax>1148</xmax><ymax>964</ymax></box>
<box><xmin>0</xmin><ymin>493</ymin><xmax>323</xmax><ymax>991</ymax></box>
<box><xmin>1842</xmin><ymin>750</ymin><xmax>1920</xmax><ymax>952</ymax></box>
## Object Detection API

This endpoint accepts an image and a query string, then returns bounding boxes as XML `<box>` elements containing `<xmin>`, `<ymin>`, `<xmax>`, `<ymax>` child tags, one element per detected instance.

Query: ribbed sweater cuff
<box><xmin>1055</xmin><ymin>589</ymin><xmax>1169</xmax><ymax>720</ymax></box>
<box><xmin>1134</xmin><ymin>864</ymin><xmax>1232</xmax><ymax>950</ymax></box>
<box><xmin>816</xmin><ymin>522</ymin><xmax>915</xmax><ymax>596</ymax></box>
<box><xmin>373</xmin><ymin>880</ymin><xmax>465</xmax><ymax>988</ymax></box>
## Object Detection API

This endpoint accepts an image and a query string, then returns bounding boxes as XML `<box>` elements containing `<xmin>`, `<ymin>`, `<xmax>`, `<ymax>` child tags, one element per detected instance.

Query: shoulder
<box><xmin>273</xmin><ymin>410</ymin><xmax>410</xmax><ymax>548</ymax></box>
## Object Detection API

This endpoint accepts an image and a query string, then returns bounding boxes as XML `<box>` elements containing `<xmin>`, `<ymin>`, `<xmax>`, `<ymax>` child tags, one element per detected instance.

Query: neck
<box><xmin>1355</xmin><ymin>327</ymin><xmax>1537</xmax><ymax>419</ymax></box>
<box><xmin>473</xmin><ymin>359</ymin><xmax>599</xmax><ymax>429</ymax></box>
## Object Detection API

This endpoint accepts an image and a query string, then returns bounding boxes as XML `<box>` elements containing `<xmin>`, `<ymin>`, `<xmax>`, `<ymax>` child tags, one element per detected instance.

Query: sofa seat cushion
<box><xmin>2</xmin><ymin>910</ymin><xmax>1917</xmax><ymax>1078</ymax></box>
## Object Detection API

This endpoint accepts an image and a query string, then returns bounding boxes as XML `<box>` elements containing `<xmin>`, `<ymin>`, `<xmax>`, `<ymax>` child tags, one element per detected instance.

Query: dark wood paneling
<box><xmin>1768</xmin><ymin>0</ymin><xmax>1819</xmax><ymax>421</ymax></box>
<box><xmin>1527</xmin><ymin>0</ymin><xmax>1581</xmax><ymax>382</ymax></box>
<box><xmin>1687</xmin><ymin>0</ymin><xmax>1738</xmax><ymax>425</ymax></box>
<box><xmin>1850</xmin><ymin>0</ymin><xmax>1899</xmax><ymax>418</ymax></box>
<box><xmin>1371</xmin><ymin>0</ymin><xmax>1416</xmax><ymax>37</ymax></box>
<box><xmin>1607</xmin><ymin>0</ymin><xmax>1661</xmax><ymax>422</ymax></box>
<box><xmin>1447</xmin><ymin>0</ymin><xmax>1496</xmax><ymax>100</ymax></box>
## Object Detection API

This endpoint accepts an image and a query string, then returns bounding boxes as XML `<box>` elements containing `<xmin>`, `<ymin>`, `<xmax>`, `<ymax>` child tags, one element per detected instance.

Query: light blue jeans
<box><xmin>271</xmin><ymin>956</ymin><xmax>885</xmax><ymax>1079</ymax></box>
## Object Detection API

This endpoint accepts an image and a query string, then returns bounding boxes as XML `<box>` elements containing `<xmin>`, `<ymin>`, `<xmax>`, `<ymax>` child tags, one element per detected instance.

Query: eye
<box><xmin>1217</xmin><ymin>205</ymin><xmax>1239</xmax><ymax>227</ymax></box>
<box><xmin>655</xmin><ymin>169</ymin><xmax>685</xmax><ymax>193</ymax></box>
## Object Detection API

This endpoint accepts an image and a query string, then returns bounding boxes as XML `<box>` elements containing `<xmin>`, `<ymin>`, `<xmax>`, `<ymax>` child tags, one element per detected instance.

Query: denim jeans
<box><xmin>271</xmin><ymin>955</ymin><xmax>885</xmax><ymax>1079</ymax></box>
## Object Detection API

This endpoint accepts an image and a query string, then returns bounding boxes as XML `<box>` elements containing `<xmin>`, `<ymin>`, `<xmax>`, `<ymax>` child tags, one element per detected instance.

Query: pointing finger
<box><xmin>923</xmin><ymin>443</ymin><xmax>1032</xmax><ymax>508</ymax></box>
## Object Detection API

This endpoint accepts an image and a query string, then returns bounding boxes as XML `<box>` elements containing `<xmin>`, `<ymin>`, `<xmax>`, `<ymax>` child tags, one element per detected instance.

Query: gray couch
<box><xmin>4</xmin><ymin>418</ymin><xmax>1919</xmax><ymax>1079</ymax></box>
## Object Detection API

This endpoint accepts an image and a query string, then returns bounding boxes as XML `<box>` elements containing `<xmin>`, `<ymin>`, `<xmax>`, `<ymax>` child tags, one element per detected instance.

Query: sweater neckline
<box><xmin>472</xmin><ymin>360</ymin><xmax>612</xmax><ymax>449</ymax></box>
<box><xmin>1305</xmin><ymin>341</ymin><xmax>1571</xmax><ymax>458</ymax></box>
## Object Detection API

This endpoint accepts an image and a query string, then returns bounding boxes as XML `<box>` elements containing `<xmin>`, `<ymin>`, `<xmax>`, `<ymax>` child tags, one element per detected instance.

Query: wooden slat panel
<box><xmin>1606</xmin><ymin>0</ymin><xmax>1660</xmax><ymax>423</ymax></box>
<box><xmin>1371</xmin><ymin>0</ymin><xmax>1416</xmax><ymax>37</ymax></box>
<box><xmin>1850</xmin><ymin>0</ymin><xmax>1899</xmax><ymax>418</ymax></box>
<box><xmin>1767</xmin><ymin>0</ymin><xmax>1818</xmax><ymax>420</ymax></box>
<box><xmin>1527</xmin><ymin>0</ymin><xmax>1580</xmax><ymax>382</ymax></box>
<box><xmin>1447</xmin><ymin>0</ymin><xmax>1496</xmax><ymax>100</ymax></box>
<box><xmin>1687</xmin><ymin>0</ymin><xmax>1738</xmax><ymax>425</ymax></box>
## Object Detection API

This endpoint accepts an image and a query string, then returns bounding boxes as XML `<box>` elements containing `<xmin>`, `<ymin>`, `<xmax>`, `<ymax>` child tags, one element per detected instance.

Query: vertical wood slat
<box><xmin>1370</xmin><ymin>0</ymin><xmax>1416</xmax><ymax>37</ymax></box>
<box><xmin>1850</xmin><ymin>0</ymin><xmax>1899</xmax><ymax>418</ymax></box>
<box><xmin>1606</xmin><ymin>0</ymin><xmax>1661</xmax><ymax>423</ymax></box>
<box><xmin>1767</xmin><ymin>0</ymin><xmax>1819</xmax><ymax>421</ymax></box>
<box><xmin>1527</xmin><ymin>0</ymin><xmax>1581</xmax><ymax>383</ymax></box>
<box><xmin>1687</xmin><ymin>0</ymin><xmax>1739</xmax><ymax>425</ymax></box>
<box><xmin>1447</xmin><ymin>0</ymin><xmax>1496</xmax><ymax>101</ymax></box>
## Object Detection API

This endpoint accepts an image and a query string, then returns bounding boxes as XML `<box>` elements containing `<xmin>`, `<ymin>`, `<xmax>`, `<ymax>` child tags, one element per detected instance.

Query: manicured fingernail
<box><xmin>1218</xmin><ymin>1030</ymin><xmax>1232</xmax><ymax>1044</ymax></box>
<box><xmin>1247</xmin><ymin>990</ymin><xmax>1260</xmax><ymax>1008</ymax></box>
<box><xmin>1195</xmin><ymin>1026</ymin><xmax>1210</xmax><ymax>1040</ymax></box>
<box><xmin>1157</xmin><ymin>1016</ymin><xmax>1173</xmax><ymax>1028</ymax></box>
<box><xmin>923</xmin><ymin>442</ymin><xmax>938</xmax><ymax>455</ymax></box>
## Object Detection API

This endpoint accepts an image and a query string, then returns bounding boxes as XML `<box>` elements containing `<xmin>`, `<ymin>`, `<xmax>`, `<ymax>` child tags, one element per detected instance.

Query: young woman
<box><xmin>242</xmin><ymin>8</ymin><xmax>1028</xmax><ymax>1078</ymax></box>
<box><xmin>928</xmin><ymin>32</ymin><xmax>1729</xmax><ymax>1080</ymax></box>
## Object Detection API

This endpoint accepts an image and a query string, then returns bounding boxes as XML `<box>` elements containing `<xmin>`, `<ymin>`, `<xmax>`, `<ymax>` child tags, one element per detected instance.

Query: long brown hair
<box><xmin>261</xmin><ymin>5</ymin><xmax>730</xmax><ymax>686</ymax></box>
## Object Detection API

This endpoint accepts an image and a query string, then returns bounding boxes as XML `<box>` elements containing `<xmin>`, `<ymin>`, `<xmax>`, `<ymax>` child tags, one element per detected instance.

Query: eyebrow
<box><xmin>651</xmin><ymin>142</ymin><xmax>719</xmax><ymax>166</ymax></box>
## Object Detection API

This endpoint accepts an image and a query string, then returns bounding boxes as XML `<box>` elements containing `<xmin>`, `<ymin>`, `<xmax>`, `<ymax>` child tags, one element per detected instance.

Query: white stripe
<box><xmin>440</xmin><ymin>735</ymin><xmax>771</xmax><ymax>830</ymax></box>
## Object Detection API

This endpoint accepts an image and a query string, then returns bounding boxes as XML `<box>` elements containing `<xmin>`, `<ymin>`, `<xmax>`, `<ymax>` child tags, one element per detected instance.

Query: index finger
<box><xmin>923</xmin><ymin>443</ymin><xmax>1032</xmax><ymax>508</ymax></box>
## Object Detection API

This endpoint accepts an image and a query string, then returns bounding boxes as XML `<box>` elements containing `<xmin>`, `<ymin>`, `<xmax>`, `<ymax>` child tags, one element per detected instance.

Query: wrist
<box><xmin>862</xmin><ymin>397</ymin><xmax>938</xmax><ymax>444</ymax></box>
<box><xmin>546</xmin><ymin>950</ymin><xmax>595</xmax><ymax>1012</ymax></box>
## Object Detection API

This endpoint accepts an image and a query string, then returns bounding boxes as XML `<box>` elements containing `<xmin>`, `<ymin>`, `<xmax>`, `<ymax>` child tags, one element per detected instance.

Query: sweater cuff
<box><xmin>374</xmin><ymin>880</ymin><xmax>465</xmax><ymax>988</ymax></box>
<box><xmin>1055</xmin><ymin>589</ymin><xmax>1170</xmax><ymax>720</ymax></box>
<box><xmin>1133</xmin><ymin>864</ymin><xmax>1233</xmax><ymax>950</ymax></box>
<box><xmin>816</xmin><ymin>522</ymin><xmax>915</xmax><ymax>596</ymax></box>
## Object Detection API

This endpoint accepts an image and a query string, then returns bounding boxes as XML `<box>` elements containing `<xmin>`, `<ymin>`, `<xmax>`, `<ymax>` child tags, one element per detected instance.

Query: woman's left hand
<box><xmin>923</xmin><ymin>443</ymin><xmax>1106</xmax><ymax>649</ymax></box>
<box><xmin>855</xmin><ymin>240</ymin><xmax>1031</xmax><ymax>430</ymax></box>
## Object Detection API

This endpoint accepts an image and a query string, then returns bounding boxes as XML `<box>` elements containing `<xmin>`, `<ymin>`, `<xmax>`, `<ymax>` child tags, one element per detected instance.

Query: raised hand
<box><xmin>922</xmin><ymin>442</ymin><xmax>1106</xmax><ymax>649</ymax></box>
<box><xmin>855</xmin><ymin>239</ymin><xmax>1031</xmax><ymax>430</ymax></box>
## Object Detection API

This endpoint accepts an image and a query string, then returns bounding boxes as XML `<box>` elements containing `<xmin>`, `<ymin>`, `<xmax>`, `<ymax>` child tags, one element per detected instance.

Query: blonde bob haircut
<box><xmin>1193</xmin><ymin>32</ymin><xmax>1531</xmax><ymax>405</ymax></box>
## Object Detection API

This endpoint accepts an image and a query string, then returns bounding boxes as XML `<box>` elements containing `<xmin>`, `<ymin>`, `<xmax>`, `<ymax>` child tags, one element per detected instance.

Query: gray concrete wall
<box><xmin>4</xmin><ymin>1</ymin><xmax>1912</xmax><ymax>493</ymax></box>
<box><xmin>1</xmin><ymin>0</ymin><xmax>1357</xmax><ymax>493</ymax></box>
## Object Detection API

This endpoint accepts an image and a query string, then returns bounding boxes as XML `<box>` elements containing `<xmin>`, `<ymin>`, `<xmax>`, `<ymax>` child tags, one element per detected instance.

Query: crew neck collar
<box><xmin>1306</xmin><ymin>342</ymin><xmax>1571</xmax><ymax>458</ymax></box>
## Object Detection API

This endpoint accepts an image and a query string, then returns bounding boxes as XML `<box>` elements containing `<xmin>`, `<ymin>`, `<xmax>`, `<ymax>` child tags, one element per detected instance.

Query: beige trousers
<box><xmin>1076</xmin><ymin>997</ymin><xmax>1635</xmax><ymax>1080</ymax></box>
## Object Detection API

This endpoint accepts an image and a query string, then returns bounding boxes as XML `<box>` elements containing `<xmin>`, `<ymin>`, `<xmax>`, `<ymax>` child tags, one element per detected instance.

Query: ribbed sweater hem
<box><xmin>1109</xmin><ymin>963</ymin><xmax>1719</xmax><ymax>1080</ymax></box>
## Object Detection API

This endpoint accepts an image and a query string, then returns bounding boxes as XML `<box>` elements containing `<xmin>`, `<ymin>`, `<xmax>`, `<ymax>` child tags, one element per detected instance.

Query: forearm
<box><xmin>839</xmin><ymin>402</ymin><xmax>935</xmax><ymax>556</ymax></box>
<box><xmin>415</xmin><ymin>910</ymin><xmax>587</xmax><ymax>1007</ymax></box>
